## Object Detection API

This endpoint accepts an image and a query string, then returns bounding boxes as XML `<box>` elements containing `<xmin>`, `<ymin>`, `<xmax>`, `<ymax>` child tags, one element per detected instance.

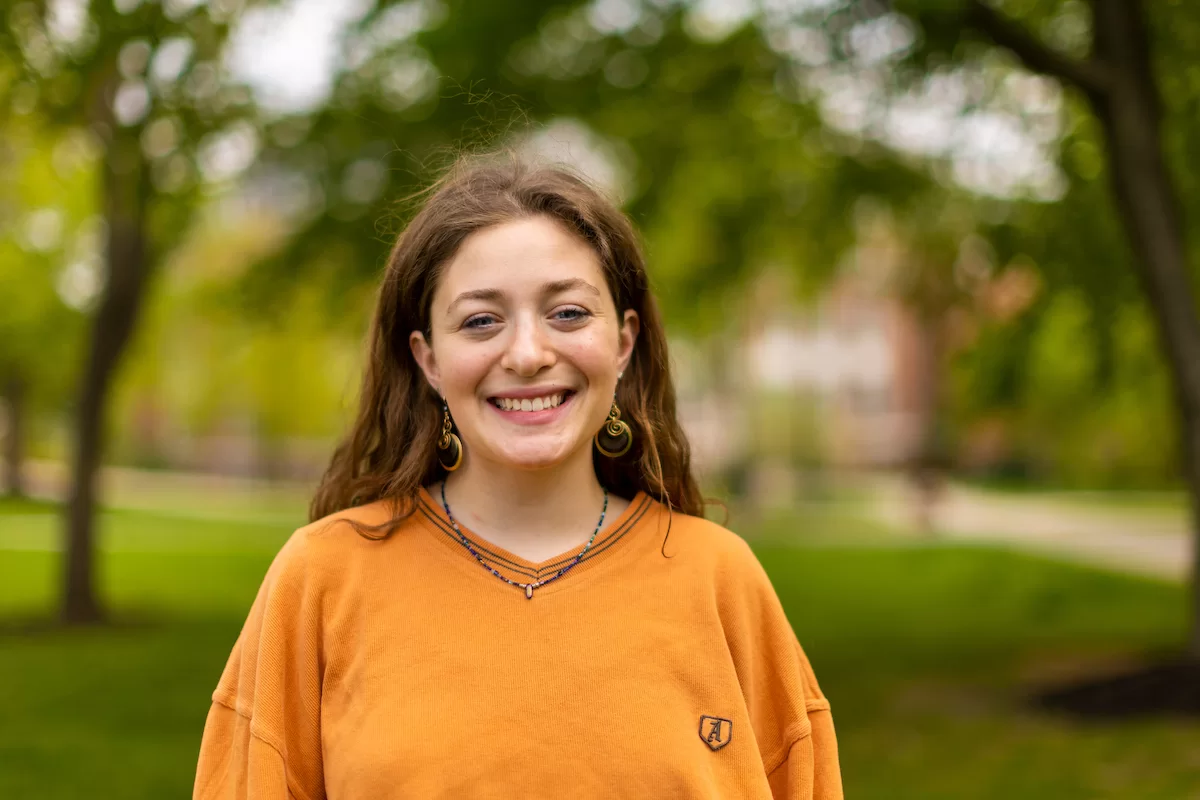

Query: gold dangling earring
<box><xmin>437</xmin><ymin>399</ymin><xmax>463</xmax><ymax>471</ymax></box>
<box><xmin>595</xmin><ymin>393</ymin><xmax>633</xmax><ymax>458</ymax></box>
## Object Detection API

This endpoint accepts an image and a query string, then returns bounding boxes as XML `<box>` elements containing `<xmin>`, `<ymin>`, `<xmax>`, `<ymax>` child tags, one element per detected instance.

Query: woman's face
<box><xmin>410</xmin><ymin>215</ymin><xmax>639</xmax><ymax>473</ymax></box>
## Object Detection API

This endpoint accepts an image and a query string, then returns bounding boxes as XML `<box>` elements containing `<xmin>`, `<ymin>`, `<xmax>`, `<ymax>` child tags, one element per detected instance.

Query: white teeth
<box><xmin>494</xmin><ymin>393</ymin><xmax>565</xmax><ymax>411</ymax></box>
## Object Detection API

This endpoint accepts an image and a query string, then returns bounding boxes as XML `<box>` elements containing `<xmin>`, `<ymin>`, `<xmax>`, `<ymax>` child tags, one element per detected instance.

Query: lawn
<box><xmin>1</xmin><ymin>496</ymin><xmax>1196</xmax><ymax>799</ymax></box>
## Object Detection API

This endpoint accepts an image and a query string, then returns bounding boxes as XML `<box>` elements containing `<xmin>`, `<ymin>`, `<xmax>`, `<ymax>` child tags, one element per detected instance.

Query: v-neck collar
<box><xmin>415</xmin><ymin>484</ymin><xmax>657</xmax><ymax>590</ymax></box>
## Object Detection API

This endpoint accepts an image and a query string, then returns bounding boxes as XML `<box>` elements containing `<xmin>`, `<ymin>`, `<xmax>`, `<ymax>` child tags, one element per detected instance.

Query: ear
<box><xmin>617</xmin><ymin>309</ymin><xmax>640</xmax><ymax>375</ymax></box>
<box><xmin>409</xmin><ymin>330</ymin><xmax>441</xmax><ymax>395</ymax></box>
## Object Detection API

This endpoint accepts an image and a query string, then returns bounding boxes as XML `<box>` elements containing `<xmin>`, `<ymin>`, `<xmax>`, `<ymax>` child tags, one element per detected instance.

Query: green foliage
<box><xmin>0</xmin><ymin>1</ymin><xmax>270</xmax><ymax>244</ymax></box>
<box><xmin>4</xmin><ymin>0</ymin><xmax>1197</xmax><ymax>493</ymax></box>
<box><xmin>952</xmin><ymin>293</ymin><xmax>1177</xmax><ymax>488</ymax></box>
<box><xmin>0</xmin><ymin>0</ymin><xmax>282</xmax><ymax>474</ymax></box>
<box><xmin>244</xmin><ymin>3</ymin><xmax>932</xmax><ymax>336</ymax></box>
<box><xmin>238</xmin><ymin>0</ymin><xmax>579</xmax><ymax>311</ymax></box>
<box><xmin>104</xmin><ymin>215</ymin><xmax>370</xmax><ymax>469</ymax></box>
<box><xmin>831</xmin><ymin>0</ymin><xmax>1199</xmax><ymax>488</ymax></box>
<box><xmin>0</xmin><ymin>119</ymin><xmax>93</xmax><ymax>406</ymax></box>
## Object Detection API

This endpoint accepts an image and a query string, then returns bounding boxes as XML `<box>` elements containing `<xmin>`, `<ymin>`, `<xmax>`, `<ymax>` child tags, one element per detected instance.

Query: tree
<box><xmin>903</xmin><ymin>0</ymin><xmax>1200</xmax><ymax>656</ymax></box>
<box><xmin>1</xmin><ymin>2</ymin><xmax>263</xmax><ymax>622</ymax></box>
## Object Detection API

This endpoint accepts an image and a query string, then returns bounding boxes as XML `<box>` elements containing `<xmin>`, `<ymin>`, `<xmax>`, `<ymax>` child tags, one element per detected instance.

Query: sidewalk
<box><xmin>13</xmin><ymin>459</ymin><xmax>313</xmax><ymax>524</ymax></box>
<box><xmin>869</xmin><ymin>478</ymin><xmax>1193</xmax><ymax>582</ymax></box>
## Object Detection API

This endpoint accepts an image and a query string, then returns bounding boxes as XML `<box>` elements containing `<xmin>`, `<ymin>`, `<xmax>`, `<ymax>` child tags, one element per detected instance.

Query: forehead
<box><xmin>435</xmin><ymin>216</ymin><xmax>607</xmax><ymax>300</ymax></box>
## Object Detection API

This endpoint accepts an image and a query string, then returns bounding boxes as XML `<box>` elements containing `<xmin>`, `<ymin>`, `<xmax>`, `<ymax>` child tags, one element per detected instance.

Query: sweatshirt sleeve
<box><xmin>719</xmin><ymin>536</ymin><xmax>844</xmax><ymax>800</ymax></box>
<box><xmin>765</xmin><ymin>639</ymin><xmax>843</xmax><ymax>800</ymax></box>
<box><xmin>194</xmin><ymin>528</ymin><xmax>326</xmax><ymax>800</ymax></box>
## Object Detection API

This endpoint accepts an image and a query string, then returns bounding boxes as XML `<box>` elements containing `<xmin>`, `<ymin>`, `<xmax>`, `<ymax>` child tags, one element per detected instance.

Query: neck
<box><xmin>439</xmin><ymin>447</ymin><xmax>611</xmax><ymax>553</ymax></box>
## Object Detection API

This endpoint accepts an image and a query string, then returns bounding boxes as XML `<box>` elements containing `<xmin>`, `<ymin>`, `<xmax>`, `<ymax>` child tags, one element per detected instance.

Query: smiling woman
<box><xmin>192</xmin><ymin>152</ymin><xmax>843</xmax><ymax>799</ymax></box>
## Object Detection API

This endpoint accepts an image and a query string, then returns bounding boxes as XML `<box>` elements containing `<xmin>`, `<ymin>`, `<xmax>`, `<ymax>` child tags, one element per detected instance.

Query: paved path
<box><xmin>869</xmin><ymin>479</ymin><xmax>1193</xmax><ymax>582</ymax></box>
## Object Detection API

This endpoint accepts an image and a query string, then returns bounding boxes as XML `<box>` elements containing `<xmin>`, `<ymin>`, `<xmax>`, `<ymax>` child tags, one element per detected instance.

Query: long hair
<box><xmin>309</xmin><ymin>152</ymin><xmax>708</xmax><ymax>536</ymax></box>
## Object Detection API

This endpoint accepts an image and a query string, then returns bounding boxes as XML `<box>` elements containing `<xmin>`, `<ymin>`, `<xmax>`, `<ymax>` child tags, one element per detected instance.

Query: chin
<box><xmin>489</xmin><ymin>443</ymin><xmax>579</xmax><ymax>471</ymax></box>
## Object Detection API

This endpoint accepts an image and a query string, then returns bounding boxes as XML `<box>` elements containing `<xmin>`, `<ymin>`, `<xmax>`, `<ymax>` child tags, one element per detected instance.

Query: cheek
<box><xmin>439</xmin><ymin>346</ymin><xmax>492</xmax><ymax>391</ymax></box>
<box><xmin>559</xmin><ymin>329</ymin><xmax>620</xmax><ymax>374</ymax></box>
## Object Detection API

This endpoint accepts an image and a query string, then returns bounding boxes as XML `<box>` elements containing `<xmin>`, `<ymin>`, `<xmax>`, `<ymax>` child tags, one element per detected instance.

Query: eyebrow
<box><xmin>446</xmin><ymin>278</ymin><xmax>602</xmax><ymax>316</ymax></box>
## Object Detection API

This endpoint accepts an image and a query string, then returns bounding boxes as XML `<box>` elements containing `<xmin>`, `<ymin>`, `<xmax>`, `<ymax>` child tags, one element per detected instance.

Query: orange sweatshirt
<box><xmin>194</xmin><ymin>486</ymin><xmax>842</xmax><ymax>799</ymax></box>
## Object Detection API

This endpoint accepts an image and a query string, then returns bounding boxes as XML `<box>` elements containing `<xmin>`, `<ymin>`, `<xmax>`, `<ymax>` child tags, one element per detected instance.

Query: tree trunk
<box><xmin>3</xmin><ymin>374</ymin><xmax>26</xmax><ymax>497</ymax></box>
<box><xmin>1090</xmin><ymin>0</ymin><xmax>1200</xmax><ymax>657</ymax></box>
<box><xmin>62</xmin><ymin>127</ymin><xmax>152</xmax><ymax>625</ymax></box>
<box><xmin>909</xmin><ymin>316</ymin><xmax>946</xmax><ymax>535</ymax></box>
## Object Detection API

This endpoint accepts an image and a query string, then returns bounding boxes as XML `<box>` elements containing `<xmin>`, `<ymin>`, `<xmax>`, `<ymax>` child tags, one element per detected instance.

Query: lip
<box><xmin>487</xmin><ymin>390</ymin><xmax>576</xmax><ymax>424</ymax></box>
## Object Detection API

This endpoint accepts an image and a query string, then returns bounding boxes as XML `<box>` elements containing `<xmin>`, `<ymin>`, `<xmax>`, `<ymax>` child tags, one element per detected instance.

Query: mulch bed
<box><xmin>1033</xmin><ymin>658</ymin><xmax>1200</xmax><ymax>719</ymax></box>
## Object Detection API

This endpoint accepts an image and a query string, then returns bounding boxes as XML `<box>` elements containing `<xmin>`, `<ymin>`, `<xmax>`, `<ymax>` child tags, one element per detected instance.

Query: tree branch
<box><xmin>965</xmin><ymin>0</ymin><xmax>1111</xmax><ymax>98</ymax></box>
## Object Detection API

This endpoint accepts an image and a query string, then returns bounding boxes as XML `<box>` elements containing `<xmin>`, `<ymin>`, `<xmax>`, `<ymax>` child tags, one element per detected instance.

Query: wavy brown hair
<box><xmin>309</xmin><ymin>152</ymin><xmax>709</xmax><ymax>537</ymax></box>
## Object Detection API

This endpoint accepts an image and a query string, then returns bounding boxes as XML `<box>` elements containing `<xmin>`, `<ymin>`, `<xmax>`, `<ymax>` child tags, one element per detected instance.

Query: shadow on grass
<box><xmin>1032</xmin><ymin>653</ymin><xmax>1200</xmax><ymax>719</ymax></box>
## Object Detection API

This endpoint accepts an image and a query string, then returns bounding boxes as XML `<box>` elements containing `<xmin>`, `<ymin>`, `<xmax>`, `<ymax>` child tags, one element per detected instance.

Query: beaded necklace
<box><xmin>439</xmin><ymin>481</ymin><xmax>608</xmax><ymax>600</ymax></box>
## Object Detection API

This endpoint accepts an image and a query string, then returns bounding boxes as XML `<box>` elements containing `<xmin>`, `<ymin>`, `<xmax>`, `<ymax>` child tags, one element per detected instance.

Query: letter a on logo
<box><xmin>698</xmin><ymin>715</ymin><xmax>732</xmax><ymax>751</ymax></box>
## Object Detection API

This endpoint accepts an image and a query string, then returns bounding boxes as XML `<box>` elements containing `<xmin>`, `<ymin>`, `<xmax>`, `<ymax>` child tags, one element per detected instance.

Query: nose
<box><xmin>500</xmin><ymin>312</ymin><xmax>556</xmax><ymax>376</ymax></box>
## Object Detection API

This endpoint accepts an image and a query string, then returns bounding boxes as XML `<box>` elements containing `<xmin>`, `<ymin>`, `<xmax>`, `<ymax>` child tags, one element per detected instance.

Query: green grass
<box><xmin>764</xmin><ymin>543</ymin><xmax>1197</xmax><ymax>798</ymax></box>
<box><xmin>0</xmin><ymin>495</ymin><xmax>61</xmax><ymax>514</ymax></box>
<box><xmin>0</xmin><ymin>500</ymin><xmax>295</xmax><ymax>799</ymax></box>
<box><xmin>1</xmin><ymin>500</ymin><xmax>1197</xmax><ymax>798</ymax></box>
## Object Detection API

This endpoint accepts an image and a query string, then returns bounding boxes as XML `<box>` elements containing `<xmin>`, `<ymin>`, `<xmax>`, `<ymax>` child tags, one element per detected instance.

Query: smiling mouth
<box><xmin>487</xmin><ymin>390</ymin><xmax>576</xmax><ymax>412</ymax></box>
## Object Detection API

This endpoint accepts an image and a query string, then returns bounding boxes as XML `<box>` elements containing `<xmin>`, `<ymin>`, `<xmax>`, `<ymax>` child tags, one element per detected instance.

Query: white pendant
<box><xmin>525</xmin><ymin>584</ymin><xmax>534</xmax><ymax>599</ymax></box>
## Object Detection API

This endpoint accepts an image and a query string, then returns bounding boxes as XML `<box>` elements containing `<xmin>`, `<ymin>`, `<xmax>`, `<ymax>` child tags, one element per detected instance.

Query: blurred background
<box><xmin>2</xmin><ymin>0</ymin><xmax>1200</xmax><ymax>797</ymax></box>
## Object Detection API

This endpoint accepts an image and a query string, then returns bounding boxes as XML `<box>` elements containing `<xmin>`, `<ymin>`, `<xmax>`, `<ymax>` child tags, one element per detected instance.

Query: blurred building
<box><xmin>678</xmin><ymin>253</ymin><xmax>938</xmax><ymax>490</ymax></box>
<box><xmin>747</xmin><ymin>272</ymin><xmax>928</xmax><ymax>469</ymax></box>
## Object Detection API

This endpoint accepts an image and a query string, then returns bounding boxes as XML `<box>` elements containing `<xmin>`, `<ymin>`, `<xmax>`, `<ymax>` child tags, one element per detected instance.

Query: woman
<box><xmin>194</xmin><ymin>154</ymin><xmax>842</xmax><ymax>799</ymax></box>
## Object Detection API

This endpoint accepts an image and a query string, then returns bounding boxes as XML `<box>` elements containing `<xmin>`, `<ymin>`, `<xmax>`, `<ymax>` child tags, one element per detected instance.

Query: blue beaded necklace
<box><xmin>439</xmin><ymin>481</ymin><xmax>608</xmax><ymax>600</ymax></box>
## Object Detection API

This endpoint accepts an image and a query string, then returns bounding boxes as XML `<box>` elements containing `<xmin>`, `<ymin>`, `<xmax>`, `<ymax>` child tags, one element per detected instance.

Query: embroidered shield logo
<box><xmin>699</xmin><ymin>715</ymin><xmax>732</xmax><ymax>751</ymax></box>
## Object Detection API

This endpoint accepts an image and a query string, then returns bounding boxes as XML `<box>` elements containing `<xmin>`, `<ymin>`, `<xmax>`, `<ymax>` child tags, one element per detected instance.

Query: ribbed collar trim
<box><xmin>415</xmin><ymin>484</ymin><xmax>655</xmax><ymax>583</ymax></box>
